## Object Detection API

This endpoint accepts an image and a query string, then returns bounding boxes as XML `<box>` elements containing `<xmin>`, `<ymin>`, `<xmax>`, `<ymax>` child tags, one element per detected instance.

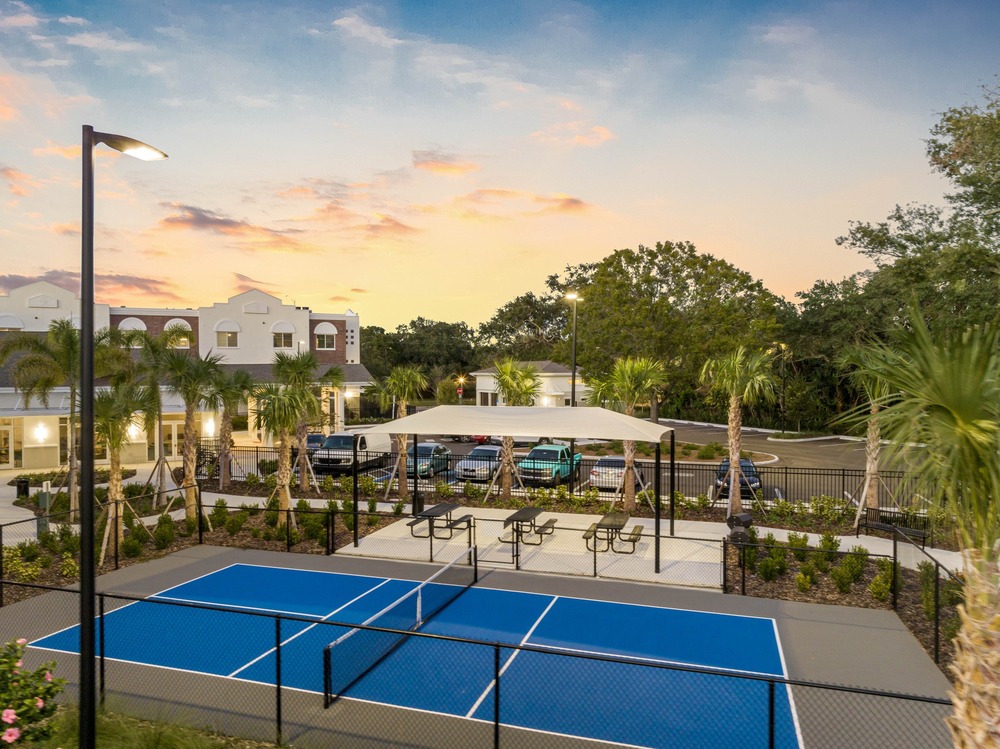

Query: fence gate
<box><xmin>475</xmin><ymin>517</ymin><xmax>516</xmax><ymax>566</ymax></box>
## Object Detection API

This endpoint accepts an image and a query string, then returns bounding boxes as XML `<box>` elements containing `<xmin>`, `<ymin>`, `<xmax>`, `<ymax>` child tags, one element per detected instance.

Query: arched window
<box><xmin>116</xmin><ymin>317</ymin><xmax>147</xmax><ymax>347</ymax></box>
<box><xmin>314</xmin><ymin>322</ymin><xmax>337</xmax><ymax>350</ymax></box>
<box><xmin>271</xmin><ymin>321</ymin><xmax>295</xmax><ymax>349</ymax></box>
<box><xmin>164</xmin><ymin>319</ymin><xmax>192</xmax><ymax>349</ymax></box>
<box><xmin>214</xmin><ymin>319</ymin><xmax>240</xmax><ymax>348</ymax></box>
<box><xmin>0</xmin><ymin>314</ymin><xmax>24</xmax><ymax>331</ymax></box>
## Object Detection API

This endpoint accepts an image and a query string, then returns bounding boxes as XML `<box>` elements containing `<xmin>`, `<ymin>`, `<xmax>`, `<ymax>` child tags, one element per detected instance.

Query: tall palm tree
<box><xmin>369</xmin><ymin>365</ymin><xmax>429</xmax><ymax>500</ymax></box>
<box><xmin>587</xmin><ymin>357</ymin><xmax>667</xmax><ymax>511</ymax></box>
<box><xmin>161</xmin><ymin>350</ymin><xmax>223</xmax><ymax>522</ymax></box>
<box><xmin>128</xmin><ymin>324</ymin><xmax>192</xmax><ymax>506</ymax></box>
<box><xmin>93</xmin><ymin>381</ymin><xmax>148</xmax><ymax>557</ymax></box>
<box><xmin>493</xmin><ymin>359</ymin><xmax>541</xmax><ymax>500</ymax></box>
<box><xmin>699</xmin><ymin>346</ymin><xmax>777</xmax><ymax>515</ymax></box>
<box><xmin>839</xmin><ymin>346</ymin><xmax>894</xmax><ymax>518</ymax></box>
<box><xmin>209</xmin><ymin>368</ymin><xmax>256</xmax><ymax>491</ymax></box>
<box><xmin>0</xmin><ymin>320</ymin><xmax>126</xmax><ymax>519</ymax></box>
<box><xmin>848</xmin><ymin>317</ymin><xmax>1000</xmax><ymax>749</ymax></box>
<box><xmin>253</xmin><ymin>382</ymin><xmax>312</xmax><ymax>526</ymax></box>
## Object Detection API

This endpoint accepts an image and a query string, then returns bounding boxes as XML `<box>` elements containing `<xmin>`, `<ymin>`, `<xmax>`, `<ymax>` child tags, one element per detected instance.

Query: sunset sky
<box><xmin>1</xmin><ymin>0</ymin><xmax>997</xmax><ymax>329</ymax></box>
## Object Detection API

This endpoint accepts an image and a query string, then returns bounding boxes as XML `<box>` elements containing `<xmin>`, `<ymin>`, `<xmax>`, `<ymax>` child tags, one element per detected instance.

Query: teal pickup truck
<box><xmin>517</xmin><ymin>444</ymin><xmax>582</xmax><ymax>487</ymax></box>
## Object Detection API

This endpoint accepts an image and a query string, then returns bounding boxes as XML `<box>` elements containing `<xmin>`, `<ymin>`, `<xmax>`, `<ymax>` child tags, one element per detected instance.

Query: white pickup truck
<box><xmin>311</xmin><ymin>431</ymin><xmax>392</xmax><ymax>475</ymax></box>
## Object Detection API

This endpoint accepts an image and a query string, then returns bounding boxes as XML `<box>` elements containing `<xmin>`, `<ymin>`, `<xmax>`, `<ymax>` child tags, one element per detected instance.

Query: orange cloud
<box><xmin>276</xmin><ymin>185</ymin><xmax>320</xmax><ymax>199</ymax></box>
<box><xmin>412</xmin><ymin>150</ymin><xmax>481</xmax><ymax>176</ymax></box>
<box><xmin>33</xmin><ymin>142</ymin><xmax>81</xmax><ymax>159</ymax></box>
<box><xmin>530</xmin><ymin>121</ymin><xmax>617</xmax><ymax>148</ymax></box>
<box><xmin>0</xmin><ymin>167</ymin><xmax>40</xmax><ymax>196</ymax></box>
<box><xmin>51</xmin><ymin>222</ymin><xmax>80</xmax><ymax>236</ymax></box>
<box><xmin>444</xmin><ymin>188</ymin><xmax>592</xmax><ymax>220</ymax></box>
<box><xmin>158</xmin><ymin>203</ymin><xmax>319</xmax><ymax>253</ymax></box>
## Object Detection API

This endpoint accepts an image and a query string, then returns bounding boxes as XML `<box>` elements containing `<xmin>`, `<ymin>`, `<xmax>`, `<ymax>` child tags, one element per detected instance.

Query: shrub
<box><xmin>842</xmin><ymin>546</ymin><xmax>870</xmax><ymax>582</ymax></box>
<box><xmin>343</xmin><ymin>512</ymin><xmax>355</xmax><ymax>532</ymax></box>
<box><xmin>463</xmin><ymin>481</ymin><xmax>485</xmax><ymax>500</ymax></box>
<box><xmin>339</xmin><ymin>476</ymin><xmax>354</xmax><ymax>497</ymax></box>
<box><xmin>434</xmin><ymin>481</ymin><xmax>454</xmax><ymax>499</ymax></box>
<box><xmin>366</xmin><ymin>513</ymin><xmax>379</xmax><ymax>527</ymax></box>
<box><xmin>785</xmin><ymin>532</ymin><xmax>809</xmax><ymax>562</ymax></box>
<box><xmin>37</xmin><ymin>530</ymin><xmax>60</xmax><ymax>555</ymax></box>
<box><xmin>225</xmin><ymin>512</ymin><xmax>249</xmax><ymax>536</ymax></box>
<box><xmin>264</xmin><ymin>474</ymin><xmax>278</xmax><ymax>490</ymax></box>
<box><xmin>322</xmin><ymin>475</ymin><xmax>336</xmax><ymax>492</ymax></box>
<box><xmin>244</xmin><ymin>473</ymin><xmax>260</xmax><ymax>488</ymax></box>
<box><xmin>392</xmin><ymin>500</ymin><xmax>405</xmax><ymax>516</ymax></box>
<box><xmin>830</xmin><ymin>563</ymin><xmax>854</xmax><ymax>593</ymax></box>
<box><xmin>59</xmin><ymin>552</ymin><xmax>79</xmax><ymax>578</ymax></box>
<box><xmin>742</xmin><ymin>527</ymin><xmax>760</xmax><ymax>571</ymax></box>
<box><xmin>250</xmin><ymin>527</ymin><xmax>261</xmax><ymax>539</ymax></box>
<box><xmin>757</xmin><ymin>556</ymin><xmax>781</xmax><ymax>582</ymax></box>
<box><xmin>123</xmin><ymin>482</ymin><xmax>147</xmax><ymax>499</ymax></box>
<box><xmin>241</xmin><ymin>502</ymin><xmax>261</xmax><ymax>517</ymax></box>
<box><xmin>771</xmin><ymin>499</ymin><xmax>794</xmax><ymax>520</ymax></box>
<box><xmin>15</xmin><ymin>540</ymin><xmax>40</xmax><ymax>563</ymax></box>
<box><xmin>358</xmin><ymin>475</ymin><xmax>378</xmax><ymax>497</ymax></box>
<box><xmin>4</xmin><ymin>557</ymin><xmax>41</xmax><ymax>582</ymax></box>
<box><xmin>768</xmin><ymin>544</ymin><xmax>788</xmax><ymax>576</ymax></box>
<box><xmin>0</xmin><ymin>637</ymin><xmax>66</xmax><ymax>742</ymax></box>
<box><xmin>121</xmin><ymin>536</ymin><xmax>143</xmax><ymax>558</ymax></box>
<box><xmin>209</xmin><ymin>499</ymin><xmax>229</xmax><ymax>528</ymax></box>
<box><xmin>367</xmin><ymin>496</ymin><xmax>378</xmax><ymax>513</ymax></box>
<box><xmin>795</xmin><ymin>572</ymin><xmax>813</xmax><ymax>592</ymax></box>
<box><xmin>868</xmin><ymin>573</ymin><xmax>892</xmax><ymax>602</ymax></box>
<box><xmin>153</xmin><ymin>514</ymin><xmax>176</xmax><ymax>550</ymax></box>
<box><xmin>817</xmin><ymin>533</ymin><xmax>840</xmax><ymax>563</ymax></box>
<box><xmin>257</xmin><ymin>459</ymin><xmax>278</xmax><ymax>475</ymax></box>
<box><xmin>810</xmin><ymin>495</ymin><xmax>849</xmax><ymax>525</ymax></box>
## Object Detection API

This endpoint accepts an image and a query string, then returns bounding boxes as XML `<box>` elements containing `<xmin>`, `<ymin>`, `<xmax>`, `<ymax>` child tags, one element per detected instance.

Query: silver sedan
<box><xmin>589</xmin><ymin>456</ymin><xmax>645</xmax><ymax>492</ymax></box>
<box><xmin>454</xmin><ymin>445</ymin><xmax>502</xmax><ymax>482</ymax></box>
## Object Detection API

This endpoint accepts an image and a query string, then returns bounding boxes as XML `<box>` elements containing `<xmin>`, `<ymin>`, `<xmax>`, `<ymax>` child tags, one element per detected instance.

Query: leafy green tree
<box><xmin>700</xmin><ymin>347</ymin><xmax>777</xmax><ymax>514</ymax></box>
<box><xmin>161</xmin><ymin>350</ymin><xmax>223</xmax><ymax>521</ymax></box>
<box><xmin>549</xmin><ymin>242</ymin><xmax>784</xmax><ymax>420</ymax></box>
<box><xmin>0</xmin><ymin>320</ymin><xmax>127</xmax><ymax>519</ymax></box>
<box><xmin>493</xmin><ymin>359</ymin><xmax>541</xmax><ymax>500</ymax></box>
<box><xmin>359</xmin><ymin>325</ymin><xmax>400</xmax><ymax>379</ymax></box>
<box><xmin>847</xmin><ymin>315</ymin><xmax>1000</xmax><ymax>748</ymax></box>
<box><xmin>252</xmin><ymin>383</ymin><xmax>311</xmax><ymax>526</ymax></box>
<box><xmin>586</xmin><ymin>357</ymin><xmax>667</xmax><ymax>511</ymax></box>
<box><xmin>368</xmin><ymin>365</ymin><xmax>429</xmax><ymax>500</ymax></box>
<box><xmin>476</xmin><ymin>292</ymin><xmax>564</xmax><ymax>363</ymax></box>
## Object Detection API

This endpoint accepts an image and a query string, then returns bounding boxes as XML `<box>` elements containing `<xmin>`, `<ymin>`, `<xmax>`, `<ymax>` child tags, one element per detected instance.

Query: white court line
<box><xmin>465</xmin><ymin>594</ymin><xmax>559</xmax><ymax>718</ymax></box>
<box><xmin>227</xmin><ymin>578</ymin><xmax>396</xmax><ymax>678</ymax></box>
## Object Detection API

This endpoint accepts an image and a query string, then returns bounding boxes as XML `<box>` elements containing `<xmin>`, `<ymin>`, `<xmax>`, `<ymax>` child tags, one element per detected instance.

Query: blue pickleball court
<box><xmin>31</xmin><ymin>562</ymin><xmax>802</xmax><ymax>748</ymax></box>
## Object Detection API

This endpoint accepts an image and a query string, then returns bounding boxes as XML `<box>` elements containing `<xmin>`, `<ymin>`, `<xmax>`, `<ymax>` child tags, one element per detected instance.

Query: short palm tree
<box><xmin>699</xmin><ymin>347</ymin><xmax>777</xmax><ymax>514</ymax></box>
<box><xmin>210</xmin><ymin>368</ymin><xmax>256</xmax><ymax>491</ymax></box>
<box><xmin>253</xmin><ymin>382</ymin><xmax>313</xmax><ymax>525</ymax></box>
<box><xmin>161</xmin><ymin>350</ymin><xmax>223</xmax><ymax>522</ymax></box>
<box><xmin>587</xmin><ymin>357</ymin><xmax>667</xmax><ymax>511</ymax></box>
<box><xmin>493</xmin><ymin>359</ymin><xmax>541</xmax><ymax>500</ymax></box>
<box><xmin>847</xmin><ymin>317</ymin><xmax>1000</xmax><ymax>748</ymax></box>
<box><xmin>0</xmin><ymin>320</ymin><xmax>126</xmax><ymax>520</ymax></box>
<box><xmin>369</xmin><ymin>365</ymin><xmax>429</xmax><ymax>500</ymax></box>
<box><xmin>93</xmin><ymin>381</ymin><xmax>148</xmax><ymax>558</ymax></box>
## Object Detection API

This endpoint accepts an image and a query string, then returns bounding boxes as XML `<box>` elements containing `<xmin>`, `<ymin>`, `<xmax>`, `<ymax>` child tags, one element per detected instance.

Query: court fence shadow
<box><xmin>0</xmin><ymin>577</ymin><xmax>954</xmax><ymax>749</ymax></box>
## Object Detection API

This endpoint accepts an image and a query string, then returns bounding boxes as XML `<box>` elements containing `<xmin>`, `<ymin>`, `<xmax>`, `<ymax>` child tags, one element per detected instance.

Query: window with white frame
<box><xmin>164</xmin><ymin>319</ymin><xmax>192</xmax><ymax>349</ymax></box>
<box><xmin>217</xmin><ymin>331</ymin><xmax>239</xmax><ymax>348</ymax></box>
<box><xmin>314</xmin><ymin>322</ymin><xmax>337</xmax><ymax>350</ymax></box>
<box><xmin>273</xmin><ymin>332</ymin><xmax>293</xmax><ymax>348</ymax></box>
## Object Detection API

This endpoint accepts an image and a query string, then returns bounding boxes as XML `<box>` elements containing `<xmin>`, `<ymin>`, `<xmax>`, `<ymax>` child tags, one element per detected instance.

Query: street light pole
<box><xmin>80</xmin><ymin>125</ymin><xmax>166</xmax><ymax>749</ymax></box>
<box><xmin>566</xmin><ymin>292</ymin><xmax>580</xmax><ymax>407</ymax></box>
<box><xmin>457</xmin><ymin>375</ymin><xmax>465</xmax><ymax>406</ymax></box>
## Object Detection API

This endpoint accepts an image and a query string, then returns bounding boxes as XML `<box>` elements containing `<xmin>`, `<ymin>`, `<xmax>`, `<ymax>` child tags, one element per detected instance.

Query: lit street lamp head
<box><xmin>90</xmin><ymin>129</ymin><xmax>168</xmax><ymax>161</ymax></box>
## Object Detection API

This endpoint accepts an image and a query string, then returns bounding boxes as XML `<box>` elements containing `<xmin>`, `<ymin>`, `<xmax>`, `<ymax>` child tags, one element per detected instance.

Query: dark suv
<box><xmin>714</xmin><ymin>458</ymin><xmax>763</xmax><ymax>499</ymax></box>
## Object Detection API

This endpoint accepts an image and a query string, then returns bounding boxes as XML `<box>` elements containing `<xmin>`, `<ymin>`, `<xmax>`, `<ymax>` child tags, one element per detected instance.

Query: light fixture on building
<box><xmin>204</xmin><ymin>417</ymin><xmax>216</xmax><ymax>437</ymax></box>
<box><xmin>127</xmin><ymin>423</ymin><xmax>141</xmax><ymax>442</ymax></box>
<box><xmin>34</xmin><ymin>423</ymin><xmax>48</xmax><ymax>443</ymax></box>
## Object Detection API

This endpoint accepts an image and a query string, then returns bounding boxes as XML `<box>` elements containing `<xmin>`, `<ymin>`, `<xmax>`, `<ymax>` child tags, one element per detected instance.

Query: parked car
<box><xmin>405</xmin><ymin>442</ymin><xmax>452</xmax><ymax>478</ymax></box>
<box><xmin>447</xmin><ymin>435</ymin><xmax>476</xmax><ymax>443</ymax></box>
<box><xmin>589</xmin><ymin>456</ymin><xmax>645</xmax><ymax>492</ymax></box>
<box><xmin>311</xmin><ymin>432</ymin><xmax>392</xmax><ymax>475</ymax></box>
<box><xmin>291</xmin><ymin>433</ymin><xmax>326</xmax><ymax>461</ymax></box>
<box><xmin>454</xmin><ymin>445</ymin><xmax>502</xmax><ymax>483</ymax></box>
<box><xmin>518</xmin><ymin>444</ymin><xmax>581</xmax><ymax>487</ymax></box>
<box><xmin>472</xmin><ymin>435</ymin><xmax>491</xmax><ymax>444</ymax></box>
<box><xmin>714</xmin><ymin>458</ymin><xmax>763</xmax><ymax>499</ymax></box>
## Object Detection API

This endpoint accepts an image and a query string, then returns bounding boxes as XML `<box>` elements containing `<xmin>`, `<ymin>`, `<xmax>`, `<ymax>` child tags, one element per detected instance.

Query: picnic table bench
<box><xmin>408</xmin><ymin>502</ymin><xmax>464</xmax><ymax>540</ymax></box>
<box><xmin>500</xmin><ymin>507</ymin><xmax>554</xmax><ymax>546</ymax></box>
<box><xmin>856</xmin><ymin>507</ymin><xmax>930</xmax><ymax>548</ymax></box>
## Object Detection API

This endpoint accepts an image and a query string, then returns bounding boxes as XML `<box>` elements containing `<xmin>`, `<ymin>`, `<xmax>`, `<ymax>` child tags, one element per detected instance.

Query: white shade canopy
<box><xmin>363</xmin><ymin>405</ymin><xmax>671</xmax><ymax>442</ymax></box>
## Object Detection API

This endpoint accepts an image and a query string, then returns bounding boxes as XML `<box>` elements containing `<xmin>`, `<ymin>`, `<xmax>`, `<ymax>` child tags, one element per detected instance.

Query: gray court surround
<box><xmin>1</xmin><ymin>546</ymin><xmax>954</xmax><ymax>748</ymax></box>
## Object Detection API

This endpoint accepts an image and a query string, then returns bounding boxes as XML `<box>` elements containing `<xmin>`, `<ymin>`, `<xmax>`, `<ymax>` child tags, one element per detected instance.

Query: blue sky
<box><xmin>0</xmin><ymin>0</ymin><xmax>997</xmax><ymax>327</ymax></box>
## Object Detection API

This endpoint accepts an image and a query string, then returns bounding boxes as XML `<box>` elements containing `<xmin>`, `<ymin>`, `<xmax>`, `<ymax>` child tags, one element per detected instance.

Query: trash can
<box><xmin>15</xmin><ymin>478</ymin><xmax>30</xmax><ymax>498</ymax></box>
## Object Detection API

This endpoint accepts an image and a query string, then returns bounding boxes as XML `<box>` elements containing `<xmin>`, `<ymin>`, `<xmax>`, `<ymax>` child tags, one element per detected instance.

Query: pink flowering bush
<box><xmin>0</xmin><ymin>638</ymin><xmax>65</xmax><ymax>743</ymax></box>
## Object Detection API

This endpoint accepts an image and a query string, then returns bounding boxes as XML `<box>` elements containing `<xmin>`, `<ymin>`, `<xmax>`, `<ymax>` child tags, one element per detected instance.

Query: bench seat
<box><xmin>536</xmin><ymin>518</ymin><xmax>557</xmax><ymax>536</ymax></box>
<box><xmin>613</xmin><ymin>525</ymin><xmax>644</xmax><ymax>554</ymax></box>
<box><xmin>857</xmin><ymin>507</ymin><xmax>929</xmax><ymax>548</ymax></box>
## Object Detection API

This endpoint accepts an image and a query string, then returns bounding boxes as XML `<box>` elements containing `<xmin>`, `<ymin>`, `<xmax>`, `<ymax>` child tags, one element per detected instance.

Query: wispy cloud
<box><xmin>50</xmin><ymin>222</ymin><xmax>79</xmax><ymax>236</ymax></box>
<box><xmin>0</xmin><ymin>3</ymin><xmax>41</xmax><ymax>29</ymax></box>
<box><xmin>354</xmin><ymin>214</ymin><xmax>418</xmax><ymax>239</ymax></box>
<box><xmin>441</xmin><ymin>188</ymin><xmax>592</xmax><ymax>220</ymax></box>
<box><xmin>66</xmin><ymin>31</ymin><xmax>151</xmax><ymax>53</ymax></box>
<box><xmin>158</xmin><ymin>203</ymin><xmax>319</xmax><ymax>253</ymax></box>
<box><xmin>0</xmin><ymin>271</ymin><xmax>77</xmax><ymax>295</ymax></box>
<box><xmin>332</xmin><ymin>12</ymin><xmax>403</xmax><ymax>48</ymax></box>
<box><xmin>413</xmin><ymin>150</ymin><xmax>481</xmax><ymax>176</ymax></box>
<box><xmin>32</xmin><ymin>141</ymin><xmax>80</xmax><ymax>159</ymax></box>
<box><xmin>758</xmin><ymin>22</ymin><xmax>816</xmax><ymax>45</ymax></box>
<box><xmin>529</xmin><ymin>122</ymin><xmax>616</xmax><ymax>148</ymax></box>
<box><xmin>232</xmin><ymin>272</ymin><xmax>279</xmax><ymax>294</ymax></box>
<box><xmin>97</xmin><ymin>273</ymin><xmax>183</xmax><ymax>301</ymax></box>
<box><xmin>58</xmin><ymin>16</ymin><xmax>88</xmax><ymax>26</ymax></box>
<box><xmin>0</xmin><ymin>166</ymin><xmax>39</xmax><ymax>196</ymax></box>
